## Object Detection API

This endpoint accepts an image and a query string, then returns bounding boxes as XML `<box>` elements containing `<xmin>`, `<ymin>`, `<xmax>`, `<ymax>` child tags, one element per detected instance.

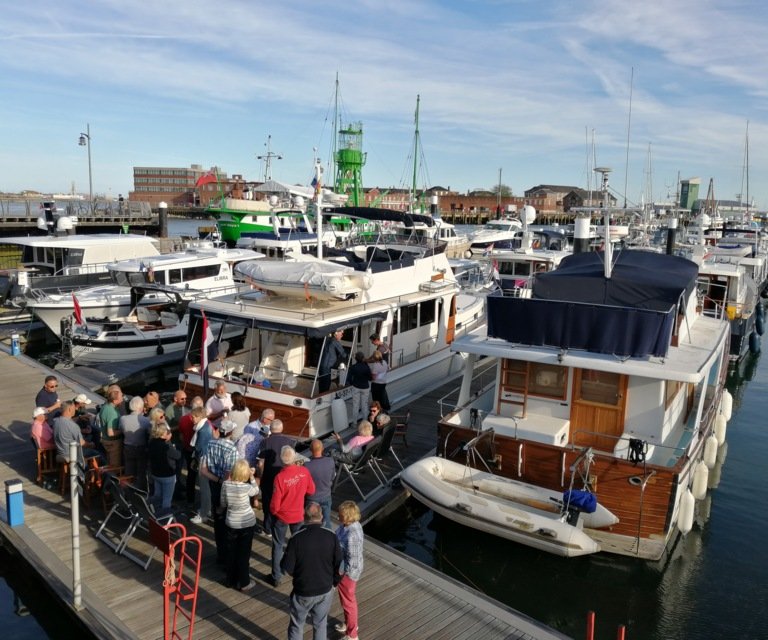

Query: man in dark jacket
<box><xmin>281</xmin><ymin>501</ymin><xmax>342</xmax><ymax>640</ymax></box>
<box><xmin>318</xmin><ymin>329</ymin><xmax>346</xmax><ymax>393</ymax></box>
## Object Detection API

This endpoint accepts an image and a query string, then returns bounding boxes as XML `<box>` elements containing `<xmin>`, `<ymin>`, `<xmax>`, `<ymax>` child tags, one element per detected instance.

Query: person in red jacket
<box><xmin>267</xmin><ymin>446</ymin><xmax>315</xmax><ymax>587</ymax></box>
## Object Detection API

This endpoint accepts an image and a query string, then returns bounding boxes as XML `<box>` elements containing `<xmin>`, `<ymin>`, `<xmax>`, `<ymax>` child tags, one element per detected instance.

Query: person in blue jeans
<box><xmin>281</xmin><ymin>502</ymin><xmax>342</xmax><ymax>640</ymax></box>
<box><xmin>304</xmin><ymin>439</ymin><xmax>336</xmax><ymax>529</ymax></box>
<box><xmin>147</xmin><ymin>422</ymin><xmax>181</xmax><ymax>516</ymax></box>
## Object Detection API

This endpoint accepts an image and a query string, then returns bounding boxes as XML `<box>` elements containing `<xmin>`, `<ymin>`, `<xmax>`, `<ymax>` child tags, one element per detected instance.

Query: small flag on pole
<box><xmin>200</xmin><ymin>311</ymin><xmax>214</xmax><ymax>396</ymax></box>
<box><xmin>72</xmin><ymin>293</ymin><xmax>83</xmax><ymax>325</ymax></box>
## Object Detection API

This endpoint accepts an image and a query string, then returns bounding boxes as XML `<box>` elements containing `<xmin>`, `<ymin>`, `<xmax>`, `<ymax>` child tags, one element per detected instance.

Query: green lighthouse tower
<box><xmin>334</xmin><ymin>122</ymin><xmax>366</xmax><ymax>206</ymax></box>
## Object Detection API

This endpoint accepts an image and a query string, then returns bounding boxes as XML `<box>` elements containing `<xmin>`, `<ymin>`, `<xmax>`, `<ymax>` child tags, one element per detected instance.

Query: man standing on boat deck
<box><xmin>368</xmin><ymin>333</ymin><xmax>390</xmax><ymax>364</ymax></box>
<box><xmin>269</xmin><ymin>446</ymin><xmax>315</xmax><ymax>586</ymax></box>
<box><xmin>281</xmin><ymin>502</ymin><xmax>342</xmax><ymax>640</ymax></box>
<box><xmin>346</xmin><ymin>352</ymin><xmax>372</xmax><ymax>427</ymax></box>
<box><xmin>318</xmin><ymin>329</ymin><xmax>346</xmax><ymax>393</ymax></box>
<box><xmin>200</xmin><ymin>419</ymin><xmax>238</xmax><ymax>564</ymax></box>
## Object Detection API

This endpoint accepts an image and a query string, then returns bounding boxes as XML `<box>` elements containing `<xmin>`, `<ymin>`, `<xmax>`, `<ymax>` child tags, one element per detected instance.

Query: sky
<box><xmin>2</xmin><ymin>0</ymin><xmax>768</xmax><ymax>209</ymax></box>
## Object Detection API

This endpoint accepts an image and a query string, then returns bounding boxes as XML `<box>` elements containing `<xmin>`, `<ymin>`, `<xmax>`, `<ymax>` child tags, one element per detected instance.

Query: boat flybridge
<box><xmin>0</xmin><ymin>233</ymin><xmax>160</xmax><ymax>304</ymax></box>
<box><xmin>413</xmin><ymin>246</ymin><xmax>732</xmax><ymax>560</ymax></box>
<box><xmin>177</xmin><ymin>210</ymin><xmax>488</xmax><ymax>439</ymax></box>
<box><xmin>29</xmin><ymin>241</ymin><xmax>263</xmax><ymax>338</ymax></box>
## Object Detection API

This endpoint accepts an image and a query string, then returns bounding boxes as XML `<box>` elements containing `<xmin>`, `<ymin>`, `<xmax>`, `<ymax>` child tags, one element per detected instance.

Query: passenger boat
<box><xmin>176</xmin><ymin>211</ymin><xmax>487</xmax><ymax>439</ymax></box>
<box><xmin>28</xmin><ymin>242</ymin><xmax>262</xmax><ymax>338</ymax></box>
<box><xmin>68</xmin><ymin>285</ymin><xmax>246</xmax><ymax>365</ymax></box>
<box><xmin>400</xmin><ymin>456</ymin><xmax>618</xmax><ymax>557</ymax></box>
<box><xmin>432</xmin><ymin>247</ymin><xmax>732</xmax><ymax>560</ymax></box>
<box><xmin>0</xmin><ymin>234</ymin><xmax>160</xmax><ymax>303</ymax></box>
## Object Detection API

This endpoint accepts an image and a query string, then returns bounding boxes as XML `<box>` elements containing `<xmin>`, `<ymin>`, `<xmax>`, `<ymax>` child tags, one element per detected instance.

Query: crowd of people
<box><xmin>31</xmin><ymin>373</ymin><xmax>378</xmax><ymax>640</ymax></box>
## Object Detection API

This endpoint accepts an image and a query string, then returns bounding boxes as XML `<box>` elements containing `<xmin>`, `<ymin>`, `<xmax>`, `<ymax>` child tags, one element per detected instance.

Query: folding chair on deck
<box><xmin>95</xmin><ymin>473</ymin><xmax>141</xmax><ymax>555</ymax></box>
<box><xmin>371</xmin><ymin>423</ymin><xmax>404</xmax><ymax>481</ymax></box>
<box><xmin>332</xmin><ymin>437</ymin><xmax>386</xmax><ymax>502</ymax></box>
<box><xmin>122</xmin><ymin>489</ymin><xmax>176</xmax><ymax>570</ymax></box>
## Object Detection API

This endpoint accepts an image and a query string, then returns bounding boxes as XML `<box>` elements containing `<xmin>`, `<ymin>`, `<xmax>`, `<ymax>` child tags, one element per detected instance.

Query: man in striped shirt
<box><xmin>201</xmin><ymin>421</ymin><xmax>238</xmax><ymax>565</ymax></box>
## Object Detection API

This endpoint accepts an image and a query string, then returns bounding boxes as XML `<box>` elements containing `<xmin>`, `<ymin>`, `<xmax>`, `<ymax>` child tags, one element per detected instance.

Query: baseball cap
<box><xmin>74</xmin><ymin>394</ymin><xmax>91</xmax><ymax>404</ymax></box>
<box><xmin>33</xmin><ymin>407</ymin><xmax>46</xmax><ymax>418</ymax></box>
<box><xmin>218</xmin><ymin>420</ymin><xmax>236</xmax><ymax>435</ymax></box>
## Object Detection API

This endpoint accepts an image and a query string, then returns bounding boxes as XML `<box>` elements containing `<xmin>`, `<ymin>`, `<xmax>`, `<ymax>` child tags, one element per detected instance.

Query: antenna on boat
<box><xmin>314</xmin><ymin>152</ymin><xmax>324</xmax><ymax>260</ymax></box>
<box><xmin>257</xmin><ymin>135</ymin><xmax>283</xmax><ymax>182</ymax></box>
<box><xmin>595</xmin><ymin>166</ymin><xmax>613</xmax><ymax>278</ymax></box>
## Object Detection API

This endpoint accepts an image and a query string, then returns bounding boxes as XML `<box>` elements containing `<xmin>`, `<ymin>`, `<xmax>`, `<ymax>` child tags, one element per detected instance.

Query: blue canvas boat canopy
<box><xmin>487</xmin><ymin>251</ymin><xmax>698</xmax><ymax>358</ymax></box>
<box><xmin>323</xmin><ymin>207</ymin><xmax>435</xmax><ymax>228</ymax></box>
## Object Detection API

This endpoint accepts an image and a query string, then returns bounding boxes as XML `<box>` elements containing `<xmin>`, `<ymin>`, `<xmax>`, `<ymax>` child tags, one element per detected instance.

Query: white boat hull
<box><xmin>401</xmin><ymin>457</ymin><xmax>617</xmax><ymax>558</ymax></box>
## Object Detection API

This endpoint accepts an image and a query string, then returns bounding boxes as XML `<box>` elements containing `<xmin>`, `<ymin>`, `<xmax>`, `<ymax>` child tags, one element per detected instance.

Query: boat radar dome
<box><xmin>293</xmin><ymin>196</ymin><xmax>304</xmax><ymax>207</ymax></box>
<box><xmin>698</xmin><ymin>213</ymin><xmax>712</xmax><ymax>228</ymax></box>
<box><xmin>522</xmin><ymin>205</ymin><xmax>537</xmax><ymax>225</ymax></box>
<box><xmin>269</xmin><ymin>195</ymin><xmax>279</xmax><ymax>207</ymax></box>
<box><xmin>56</xmin><ymin>216</ymin><xmax>76</xmax><ymax>233</ymax></box>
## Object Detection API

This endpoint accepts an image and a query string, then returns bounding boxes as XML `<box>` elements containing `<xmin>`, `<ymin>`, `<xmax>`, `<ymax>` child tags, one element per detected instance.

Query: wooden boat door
<box><xmin>445</xmin><ymin>295</ymin><xmax>457</xmax><ymax>344</ymax></box>
<box><xmin>569</xmin><ymin>368</ymin><xmax>628</xmax><ymax>451</ymax></box>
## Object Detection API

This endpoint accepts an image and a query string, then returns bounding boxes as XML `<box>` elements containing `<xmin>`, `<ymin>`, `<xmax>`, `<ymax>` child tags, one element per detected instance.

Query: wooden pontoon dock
<box><xmin>0</xmin><ymin>348</ymin><xmax>570</xmax><ymax>640</ymax></box>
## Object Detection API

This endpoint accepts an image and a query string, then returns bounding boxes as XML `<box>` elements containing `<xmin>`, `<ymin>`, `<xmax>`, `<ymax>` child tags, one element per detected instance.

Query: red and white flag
<box><xmin>195</xmin><ymin>170</ymin><xmax>218</xmax><ymax>187</ymax></box>
<box><xmin>200</xmin><ymin>311</ymin><xmax>214</xmax><ymax>372</ymax></box>
<box><xmin>72</xmin><ymin>293</ymin><xmax>83</xmax><ymax>325</ymax></box>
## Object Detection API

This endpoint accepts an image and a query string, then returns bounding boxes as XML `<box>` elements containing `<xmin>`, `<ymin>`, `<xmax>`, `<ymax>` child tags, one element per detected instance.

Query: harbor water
<box><xmin>6</xmin><ymin>217</ymin><xmax>768</xmax><ymax>638</ymax></box>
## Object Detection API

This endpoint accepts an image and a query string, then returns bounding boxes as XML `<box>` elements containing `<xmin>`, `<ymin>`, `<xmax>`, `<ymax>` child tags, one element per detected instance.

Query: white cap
<box><xmin>33</xmin><ymin>407</ymin><xmax>46</xmax><ymax>418</ymax></box>
<box><xmin>74</xmin><ymin>394</ymin><xmax>91</xmax><ymax>404</ymax></box>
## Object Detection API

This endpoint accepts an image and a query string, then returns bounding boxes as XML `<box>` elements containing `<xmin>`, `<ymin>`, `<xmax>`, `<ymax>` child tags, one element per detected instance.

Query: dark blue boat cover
<box><xmin>487</xmin><ymin>251</ymin><xmax>698</xmax><ymax>358</ymax></box>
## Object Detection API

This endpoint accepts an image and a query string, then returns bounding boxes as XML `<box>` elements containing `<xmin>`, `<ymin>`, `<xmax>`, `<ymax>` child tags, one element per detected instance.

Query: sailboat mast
<box><xmin>411</xmin><ymin>95</ymin><xmax>420</xmax><ymax>211</ymax></box>
<box><xmin>331</xmin><ymin>73</ymin><xmax>339</xmax><ymax>192</ymax></box>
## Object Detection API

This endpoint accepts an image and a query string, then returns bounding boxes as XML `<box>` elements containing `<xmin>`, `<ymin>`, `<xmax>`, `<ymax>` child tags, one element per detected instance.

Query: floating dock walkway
<box><xmin>0</xmin><ymin>347</ymin><xmax>570</xmax><ymax>640</ymax></box>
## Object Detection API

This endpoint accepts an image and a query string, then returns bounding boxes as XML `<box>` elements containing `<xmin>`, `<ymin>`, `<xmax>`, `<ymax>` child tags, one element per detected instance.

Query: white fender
<box><xmin>703</xmin><ymin>434</ymin><xmax>718</xmax><ymax>469</ymax></box>
<box><xmin>720</xmin><ymin>390</ymin><xmax>733</xmax><ymax>422</ymax></box>
<box><xmin>714</xmin><ymin>414</ymin><xmax>727</xmax><ymax>446</ymax></box>
<box><xmin>678</xmin><ymin>489</ymin><xmax>695</xmax><ymax>535</ymax></box>
<box><xmin>692</xmin><ymin>461</ymin><xmax>709</xmax><ymax>500</ymax></box>
<box><xmin>331</xmin><ymin>397</ymin><xmax>349</xmax><ymax>432</ymax></box>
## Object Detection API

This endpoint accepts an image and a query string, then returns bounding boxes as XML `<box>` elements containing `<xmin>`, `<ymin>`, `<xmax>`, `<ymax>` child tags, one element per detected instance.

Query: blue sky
<box><xmin>3</xmin><ymin>0</ymin><xmax>768</xmax><ymax>208</ymax></box>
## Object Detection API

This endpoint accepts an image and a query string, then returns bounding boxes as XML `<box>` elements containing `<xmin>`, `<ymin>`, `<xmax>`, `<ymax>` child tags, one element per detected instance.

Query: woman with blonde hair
<box><xmin>220</xmin><ymin>458</ymin><xmax>259</xmax><ymax>590</ymax></box>
<box><xmin>332</xmin><ymin>420</ymin><xmax>374</xmax><ymax>463</ymax></box>
<box><xmin>147</xmin><ymin>420</ymin><xmax>180</xmax><ymax>516</ymax></box>
<box><xmin>335</xmin><ymin>500</ymin><xmax>364</xmax><ymax>640</ymax></box>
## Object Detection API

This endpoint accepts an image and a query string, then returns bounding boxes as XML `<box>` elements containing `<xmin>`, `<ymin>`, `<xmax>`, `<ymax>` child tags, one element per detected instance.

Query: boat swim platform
<box><xmin>0</xmin><ymin>347</ymin><xmax>569</xmax><ymax>640</ymax></box>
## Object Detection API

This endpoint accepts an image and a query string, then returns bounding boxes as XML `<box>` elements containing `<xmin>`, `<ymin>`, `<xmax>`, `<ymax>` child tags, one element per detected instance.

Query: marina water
<box><xmin>5</xmin><ymin>217</ymin><xmax>767</xmax><ymax>638</ymax></box>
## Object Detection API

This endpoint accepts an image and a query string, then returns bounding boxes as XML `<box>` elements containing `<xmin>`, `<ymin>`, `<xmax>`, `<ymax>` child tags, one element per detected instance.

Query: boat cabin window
<box><xmin>528</xmin><ymin>363</ymin><xmax>567</xmax><ymax>399</ymax></box>
<box><xmin>167</xmin><ymin>263</ymin><xmax>221</xmax><ymax>285</ymax></box>
<box><xmin>393</xmin><ymin>300</ymin><xmax>437</xmax><ymax>336</ymax></box>
<box><xmin>577</xmin><ymin>369</ymin><xmax>621</xmax><ymax>406</ymax></box>
<box><xmin>498</xmin><ymin>261</ymin><xmax>531</xmax><ymax>277</ymax></box>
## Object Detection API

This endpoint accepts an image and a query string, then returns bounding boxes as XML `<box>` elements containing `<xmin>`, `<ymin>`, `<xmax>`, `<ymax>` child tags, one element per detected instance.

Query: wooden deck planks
<box><xmin>0</xmin><ymin>348</ymin><xmax>569</xmax><ymax>640</ymax></box>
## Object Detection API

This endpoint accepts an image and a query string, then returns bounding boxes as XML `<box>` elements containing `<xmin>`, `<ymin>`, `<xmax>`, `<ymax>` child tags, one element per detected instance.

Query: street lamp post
<box><xmin>78</xmin><ymin>124</ymin><xmax>93</xmax><ymax>212</ymax></box>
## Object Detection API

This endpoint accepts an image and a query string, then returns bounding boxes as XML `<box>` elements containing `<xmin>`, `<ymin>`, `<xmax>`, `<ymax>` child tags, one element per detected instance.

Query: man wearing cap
<box><xmin>31</xmin><ymin>407</ymin><xmax>54</xmax><ymax>450</ymax></box>
<box><xmin>73</xmin><ymin>393</ymin><xmax>99</xmax><ymax>449</ymax></box>
<box><xmin>200</xmin><ymin>419</ymin><xmax>238</xmax><ymax>564</ymax></box>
